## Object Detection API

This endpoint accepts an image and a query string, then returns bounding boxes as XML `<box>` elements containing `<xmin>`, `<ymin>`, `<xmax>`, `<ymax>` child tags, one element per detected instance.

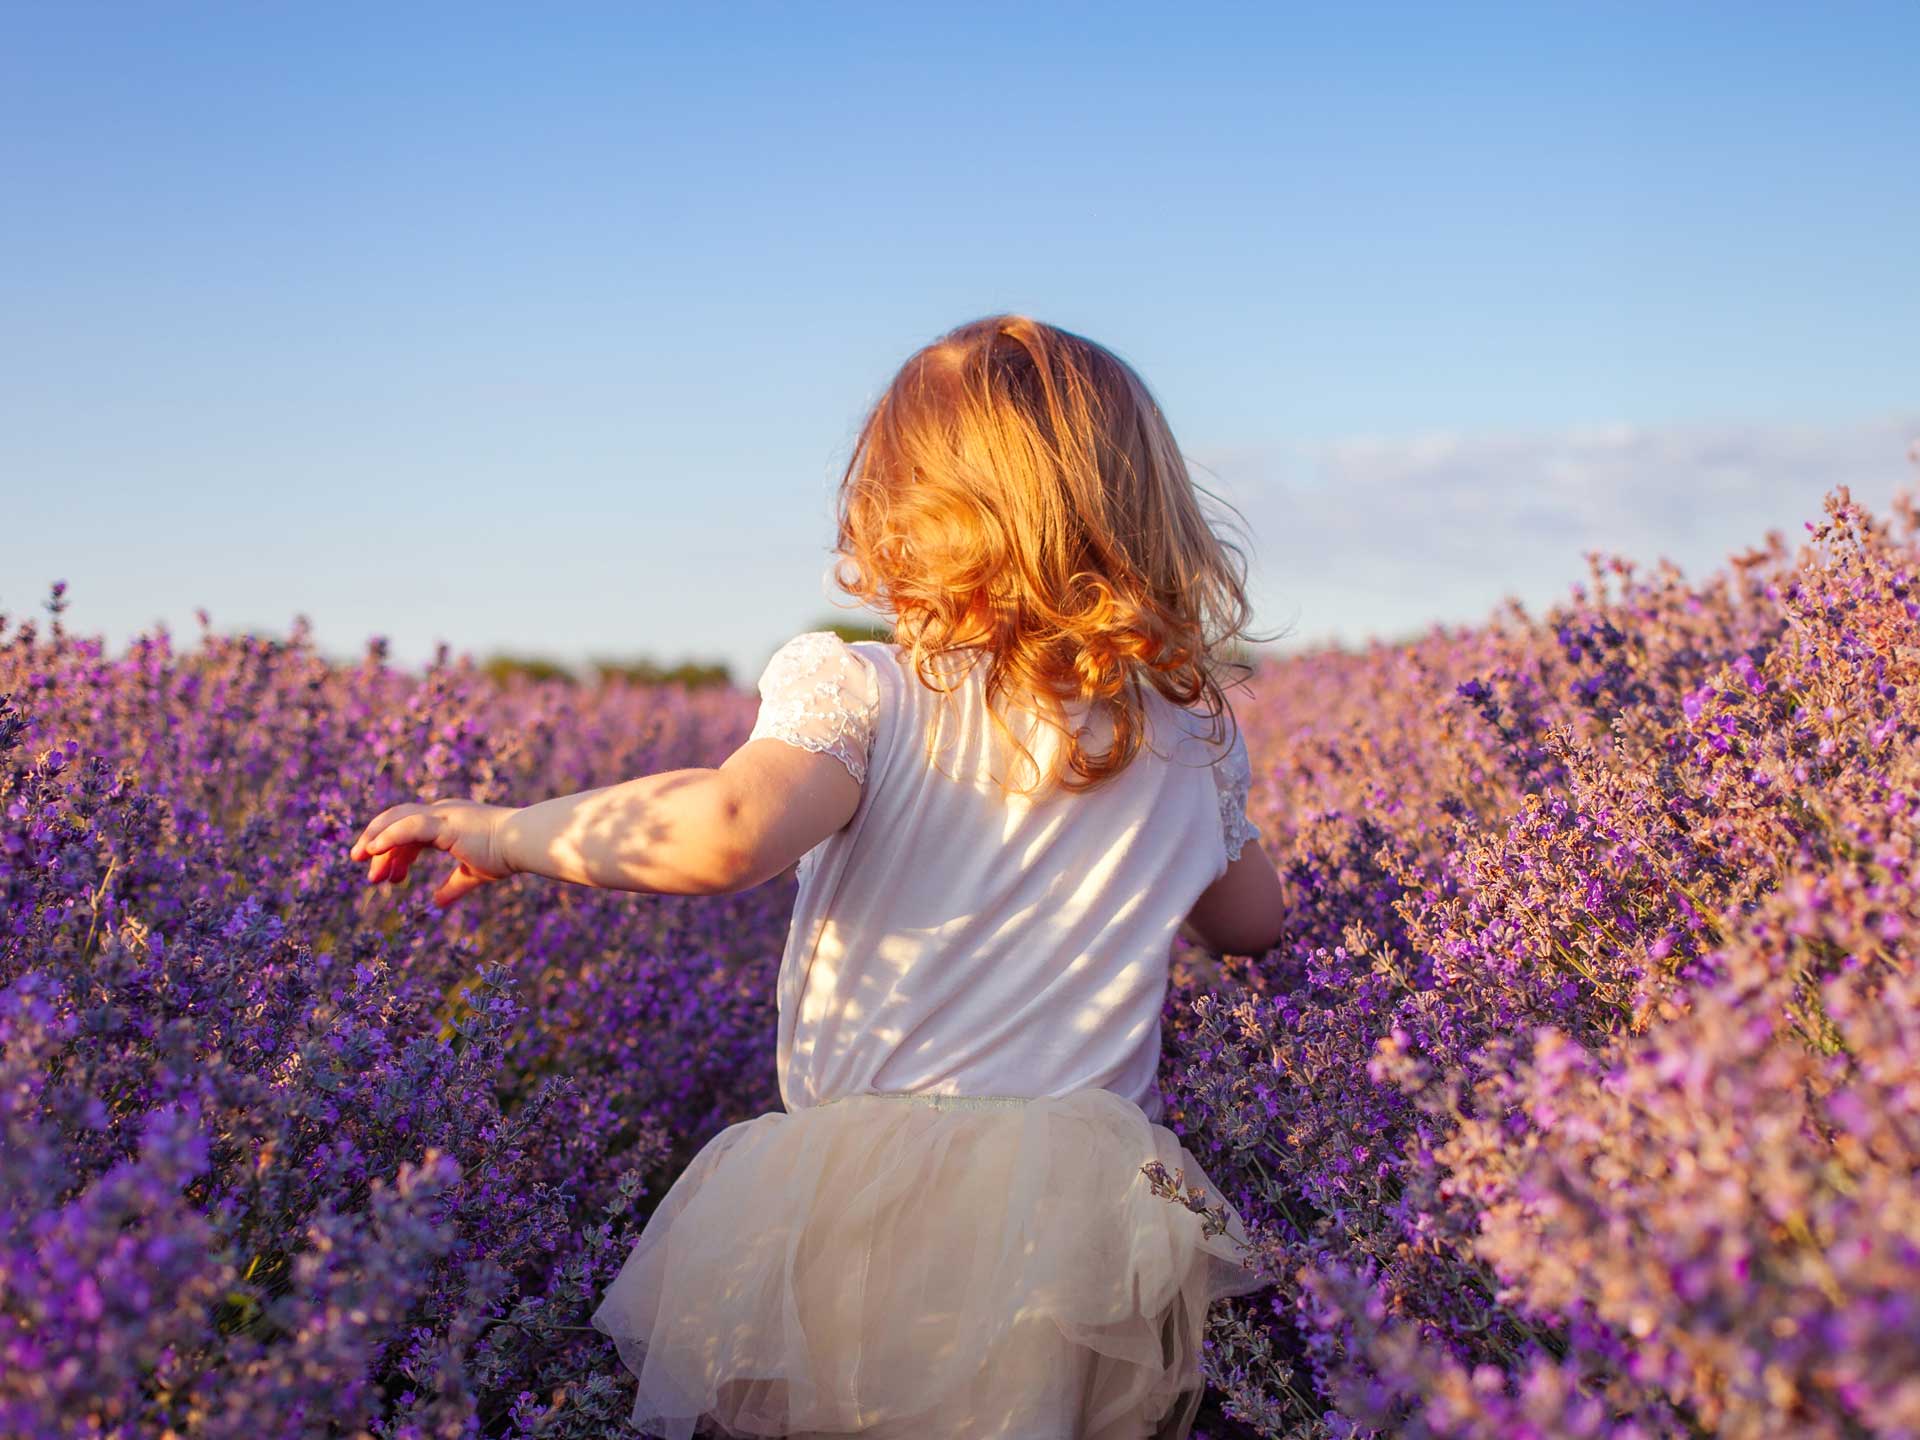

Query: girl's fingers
<box><xmin>365</xmin><ymin>811</ymin><xmax>440</xmax><ymax>857</ymax></box>
<box><xmin>387</xmin><ymin>842</ymin><xmax>426</xmax><ymax>883</ymax></box>
<box><xmin>351</xmin><ymin>803</ymin><xmax>417</xmax><ymax>860</ymax></box>
<box><xmin>432</xmin><ymin>863</ymin><xmax>490</xmax><ymax>908</ymax></box>
<box><xmin>353</xmin><ymin>808</ymin><xmax>495</xmax><ymax>904</ymax></box>
<box><xmin>365</xmin><ymin>842</ymin><xmax>423</xmax><ymax>886</ymax></box>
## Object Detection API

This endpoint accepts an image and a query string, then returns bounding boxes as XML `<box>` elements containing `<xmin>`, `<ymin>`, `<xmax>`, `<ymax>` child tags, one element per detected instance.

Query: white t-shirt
<box><xmin>746</xmin><ymin>631</ymin><xmax>1262</xmax><ymax>1123</ymax></box>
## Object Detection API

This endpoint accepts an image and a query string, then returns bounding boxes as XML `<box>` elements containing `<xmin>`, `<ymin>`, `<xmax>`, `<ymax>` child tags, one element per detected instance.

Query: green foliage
<box><xmin>479</xmin><ymin>655</ymin><xmax>735</xmax><ymax>690</ymax></box>
<box><xmin>590</xmin><ymin>658</ymin><xmax>734</xmax><ymax>690</ymax></box>
<box><xmin>806</xmin><ymin>616</ymin><xmax>894</xmax><ymax>646</ymax></box>
<box><xmin>480</xmin><ymin>654</ymin><xmax>578</xmax><ymax>687</ymax></box>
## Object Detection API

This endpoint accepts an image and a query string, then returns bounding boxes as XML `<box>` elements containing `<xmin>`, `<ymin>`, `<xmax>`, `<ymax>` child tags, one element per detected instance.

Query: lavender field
<box><xmin>5</xmin><ymin>485</ymin><xmax>1918</xmax><ymax>1440</ymax></box>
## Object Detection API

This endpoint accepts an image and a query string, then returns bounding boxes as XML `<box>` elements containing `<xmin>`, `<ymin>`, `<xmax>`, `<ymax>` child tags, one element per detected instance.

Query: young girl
<box><xmin>349</xmin><ymin>315</ymin><xmax>1285</xmax><ymax>1439</ymax></box>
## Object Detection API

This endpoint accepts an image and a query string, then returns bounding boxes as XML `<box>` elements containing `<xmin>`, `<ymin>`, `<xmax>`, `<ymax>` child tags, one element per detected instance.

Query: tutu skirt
<box><xmin>590</xmin><ymin>1087</ymin><xmax>1267</xmax><ymax>1440</ymax></box>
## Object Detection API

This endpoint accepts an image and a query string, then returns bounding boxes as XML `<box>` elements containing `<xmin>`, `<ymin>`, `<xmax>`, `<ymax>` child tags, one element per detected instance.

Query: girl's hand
<box><xmin>350</xmin><ymin>799</ymin><xmax>516</xmax><ymax>908</ymax></box>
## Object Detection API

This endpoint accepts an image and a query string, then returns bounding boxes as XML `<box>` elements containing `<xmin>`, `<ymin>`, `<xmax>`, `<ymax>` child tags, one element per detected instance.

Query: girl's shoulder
<box><xmin>748</xmin><ymin>631</ymin><xmax>887</xmax><ymax>783</ymax></box>
<box><xmin>756</xmin><ymin>630</ymin><xmax>888</xmax><ymax>688</ymax></box>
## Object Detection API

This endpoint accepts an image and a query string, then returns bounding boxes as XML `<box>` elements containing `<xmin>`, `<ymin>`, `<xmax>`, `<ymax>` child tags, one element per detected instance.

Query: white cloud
<box><xmin>1189</xmin><ymin>413</ymin><xmax>1920</xmax><ymax>650</ymax></box>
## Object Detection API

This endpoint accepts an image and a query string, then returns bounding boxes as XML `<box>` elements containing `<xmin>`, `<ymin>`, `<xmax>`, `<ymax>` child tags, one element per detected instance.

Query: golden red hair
<box><xmin>832</xmin><ymin>315</ymin><xmax>1262</xmax><ymax>793</ymax></box>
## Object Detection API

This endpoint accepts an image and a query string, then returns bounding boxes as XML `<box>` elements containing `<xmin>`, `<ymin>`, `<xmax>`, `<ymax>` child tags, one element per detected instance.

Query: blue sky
<box><xmin>5</xmin><ymin>2</ymin><xmax>1916</xmax><ymax>682</ymax></box>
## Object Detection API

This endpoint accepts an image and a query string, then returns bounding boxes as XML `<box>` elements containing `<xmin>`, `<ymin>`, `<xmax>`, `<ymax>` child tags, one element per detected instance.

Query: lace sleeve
<box><xmin>1212</xmin><ymin>725</ymin><xmax>1263</xmax><ymax>864</ymax></box>
<box><xmin>746</xmin><ymin>631</ymin><xmax>880</xmax><ymax>785</ymax></box>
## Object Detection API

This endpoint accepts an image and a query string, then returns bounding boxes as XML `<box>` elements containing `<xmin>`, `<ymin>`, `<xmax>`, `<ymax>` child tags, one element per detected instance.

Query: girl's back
<box><xmin>756</xmin><ymin>630</ymin><xmax>1260</xmax><ymax>1123</ymax></box>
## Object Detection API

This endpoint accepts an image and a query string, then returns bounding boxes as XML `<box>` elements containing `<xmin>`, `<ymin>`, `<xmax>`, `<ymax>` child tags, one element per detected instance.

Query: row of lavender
<box><xmin>1173</xmin><ymin>486</ymin><xmax>1920</xmax><ymax>1438</ymax></box>
<box><xmin>4</xmin><ymin>485</ymin><xmax>1916</xmax><ymax>1438</ymax></box>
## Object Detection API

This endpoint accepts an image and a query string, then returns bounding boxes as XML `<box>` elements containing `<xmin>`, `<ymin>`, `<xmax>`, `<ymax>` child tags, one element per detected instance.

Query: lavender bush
<box><xmin>5</xmin><ymin>484</ymin><xmax>1917</xmax><ymax>1438</ymax></box>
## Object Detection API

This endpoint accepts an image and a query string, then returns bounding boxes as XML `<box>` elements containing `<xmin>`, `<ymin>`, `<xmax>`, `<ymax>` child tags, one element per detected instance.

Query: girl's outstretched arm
<box><xmin>348</xmin><ymin>738</ymin><xmax>861</xmax><ymax>907</ymax></box>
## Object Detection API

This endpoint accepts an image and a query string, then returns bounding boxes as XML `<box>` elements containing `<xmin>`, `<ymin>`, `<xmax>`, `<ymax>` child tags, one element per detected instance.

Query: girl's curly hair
<box><xmin>832</xmin><ymin>314</ymin><xmax>1270</xmax><ymax>794</ymax></box>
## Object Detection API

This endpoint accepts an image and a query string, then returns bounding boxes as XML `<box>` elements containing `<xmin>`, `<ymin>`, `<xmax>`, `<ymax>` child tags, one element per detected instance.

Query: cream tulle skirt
<box><xmin>590</xmin><ymin>1087</ymin><xmax>1268</xmax><ymax>1440</ymax></box>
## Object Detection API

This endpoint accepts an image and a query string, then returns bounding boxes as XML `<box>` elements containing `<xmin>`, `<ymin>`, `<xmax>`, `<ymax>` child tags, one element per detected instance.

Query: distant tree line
<box><xmin>480</xmin><ymin>617</ymin><xmax>895</xmax><ymax>691</ymax></box>
<box><xmin>479</xmin><ymin>655</ymin><xmax>736</xmax><ymax>690</ymax></box>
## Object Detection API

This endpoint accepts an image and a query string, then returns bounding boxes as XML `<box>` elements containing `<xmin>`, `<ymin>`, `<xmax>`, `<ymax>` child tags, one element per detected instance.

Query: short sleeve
<box><xmin>1211</xmin><ymin>724</ymin><xmax>1263</xmax><ymax>864</ymax></box>
<box><xmin>746</xmin><ymin>631</ymin><xmax>880</xmax><ymax>785</ymax></box>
